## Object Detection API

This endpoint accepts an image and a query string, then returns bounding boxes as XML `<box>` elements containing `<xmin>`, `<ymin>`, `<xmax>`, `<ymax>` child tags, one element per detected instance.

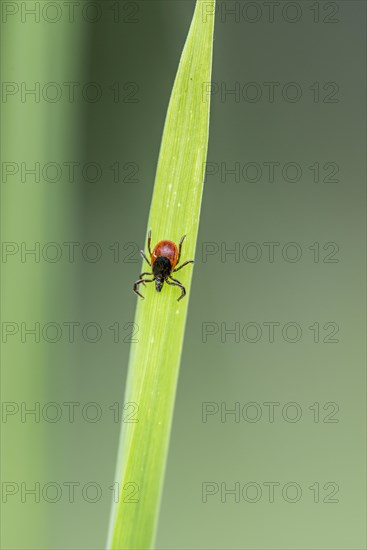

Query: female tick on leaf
<box><xmin>133</xmin><ymin>230</ymin><xmax>194</xmax><ymax>301</ymax></box>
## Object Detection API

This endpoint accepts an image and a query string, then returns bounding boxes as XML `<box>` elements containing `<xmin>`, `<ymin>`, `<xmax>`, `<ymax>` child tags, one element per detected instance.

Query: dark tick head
<box><xmin>155</xmin><ymin>277</ymin><xmax>164</xmax><ymax>293</ymax></box>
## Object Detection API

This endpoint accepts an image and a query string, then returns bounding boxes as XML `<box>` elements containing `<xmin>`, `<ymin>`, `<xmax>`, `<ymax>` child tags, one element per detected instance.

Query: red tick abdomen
<box><xmin>152</xmin><ymin>240</ymin><xmax>179</xmax><ymax>269</ymax></box>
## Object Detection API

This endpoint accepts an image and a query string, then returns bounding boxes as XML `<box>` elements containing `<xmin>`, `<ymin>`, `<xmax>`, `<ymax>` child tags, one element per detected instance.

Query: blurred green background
<box><xmin>1</xmin><ymin>1</ymin><xmax>365</xmax><ymax>549</ymax></box>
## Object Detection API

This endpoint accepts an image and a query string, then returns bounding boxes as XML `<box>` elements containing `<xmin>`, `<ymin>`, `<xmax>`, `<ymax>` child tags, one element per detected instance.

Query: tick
<box><xmin>133</xmin><ymin>230</ymin><xmax>194</xmax><ymax>301</ymax></box>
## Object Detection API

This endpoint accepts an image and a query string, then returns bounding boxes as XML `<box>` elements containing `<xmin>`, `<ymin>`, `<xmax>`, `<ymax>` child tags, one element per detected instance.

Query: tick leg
<box><xmin>173</xmin><ymin>259</ymin><xmax>194</xmax><ymax>273</ymax></box>
<box><xmin>147</xmin><ymin>229</ymin><xmax>152</xmax><ymax>256</ymax></box>
<box><xmin>139</xmin><ymin>272</ymin><xmax>152</xmax><ymax>286</ymax></box>
<box><xmin>177</xmin><ymin>234</ymin><xmax>186</xmax><ymax>265</ymax></box>
<box><xmin>133</xmin><ymin>278</ymin><xmax>154</xmax><ymax>299</ymax></box>
<box><xmin>166</xmin><ymin>276</ymin><xmax>186</xmax><ymax>301</ymax></box>
<box><xmin>140</xmin><ymin>250</ymin><xmax>151</xmax><ymax>266</ymax></box>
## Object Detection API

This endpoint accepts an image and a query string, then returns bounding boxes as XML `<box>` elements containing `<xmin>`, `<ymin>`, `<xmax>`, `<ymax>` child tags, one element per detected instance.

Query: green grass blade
<box><xmin>108</xmin><ymin>1</ymin><xmax>215</xmax><ymax>548</ymax></box>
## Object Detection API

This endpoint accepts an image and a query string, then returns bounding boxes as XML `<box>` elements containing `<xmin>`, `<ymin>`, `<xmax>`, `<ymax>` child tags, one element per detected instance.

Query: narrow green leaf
<box><xmin>108</xmin><ymin>1</ymin><xmax>215</xmax><ymax>548</ymax></box>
